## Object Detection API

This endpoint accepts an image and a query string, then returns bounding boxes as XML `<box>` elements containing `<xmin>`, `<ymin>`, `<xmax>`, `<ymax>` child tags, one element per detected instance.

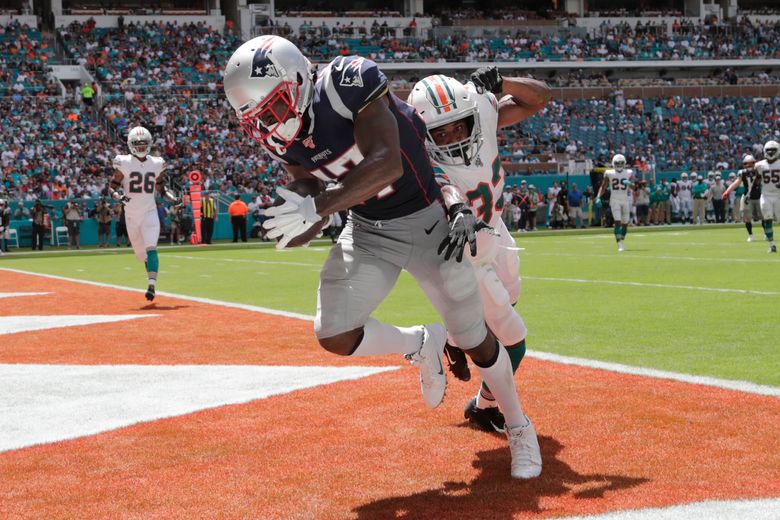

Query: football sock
<box><xmin>472</xmin><ymin>342</ymin><xmax>526</xmax><ymax>429</ymax></box>
<box><xmin>746</xmin><ymin>222</ymin><xmax>753</xmax><ymax>235</ymax></box>
<box><xmin>146</xmin><ymin>250</ymin><xmax>159</xmax><ymax>286</ymax></box>
<box><xmin>622</xmin><ymin>225</ymin><xmax>628</xmax><ymax>238</ymax></box>
<box><xmin>613</xmin><ymin>226</ymin><xmax>621</xmax><ymax>242</ymax></box>
<box><xmin>478</xmin><ymin>340</ymin><xmax>527</xmax><ymax>408</ymax></box>
<box><xmin>763</xmin><ymin>220</ymin><xmax>774</xmax><ymax>242</ymax></box>
<box><xmin>349</xmin><ymin>317</ymin><xmax>423</xmax><ymax>356</ymax></box>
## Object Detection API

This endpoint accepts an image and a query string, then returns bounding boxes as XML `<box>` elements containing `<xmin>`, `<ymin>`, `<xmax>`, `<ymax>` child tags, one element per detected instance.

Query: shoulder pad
<box><xmin>324</xmin><ymin>56</ymin><xmax>388</xmax><ymax>119</ymax></box>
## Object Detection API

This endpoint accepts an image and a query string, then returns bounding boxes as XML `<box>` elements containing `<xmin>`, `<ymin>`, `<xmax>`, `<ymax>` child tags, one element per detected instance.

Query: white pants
<box><xmin>126</xmin><ymin>210</ymin><xmax>160</xmax><ymax>262</ymax></box>
<box><xmin>760</xmin><ymin>194</ymin><xmax>780</xmax><ymax>221</ymax></box>
<box><xmin>610</xmin><ymin>199</ymin><xmax>630</xmax><ymax>224</ymax></box>
<box><xmin>679</xmin><ymin>197</ymin><xmax>693</xmax><ymax>218</ymax></box>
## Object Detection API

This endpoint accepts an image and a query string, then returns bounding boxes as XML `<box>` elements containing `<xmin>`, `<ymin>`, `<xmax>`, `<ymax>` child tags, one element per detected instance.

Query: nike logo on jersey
<box><xmin>424</xmin><ymin>221</ymin><xmax>439</xmax><ymax>235</ymax></box>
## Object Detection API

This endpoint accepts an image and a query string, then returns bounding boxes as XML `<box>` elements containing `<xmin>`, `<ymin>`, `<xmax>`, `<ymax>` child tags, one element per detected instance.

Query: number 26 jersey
<box><xmin>112</xmin><ymin>154</ymin><xmax>166</xmax><ymax>216</ymax></box>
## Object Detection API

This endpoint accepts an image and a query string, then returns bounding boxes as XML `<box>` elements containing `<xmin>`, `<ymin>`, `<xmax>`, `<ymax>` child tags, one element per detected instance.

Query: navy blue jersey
<box><xmin>269</xmin><ymin>56</ymin><xmax>441</xmax><ymax>220</ymax></box>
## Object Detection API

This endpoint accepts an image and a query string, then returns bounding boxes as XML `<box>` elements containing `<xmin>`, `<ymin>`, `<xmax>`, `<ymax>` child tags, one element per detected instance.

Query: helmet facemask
<box><xmin>238</xmin><ymin>80</ymin><xmax>304</xmax><ymax>152</ymax></box>
<box><xmin>426</xmin><ymin>110</ymin><xmax>483</xmax><ymax>167</ymax></box>
<box><xmin>765</xmin><ymin>144</ymin><xmax>780</xmax><ymax>163</ymax></box>
<box><xmin>128</xmin><ymin>127</ymin><xmax>152</xmax><ymax>158</ymax></box>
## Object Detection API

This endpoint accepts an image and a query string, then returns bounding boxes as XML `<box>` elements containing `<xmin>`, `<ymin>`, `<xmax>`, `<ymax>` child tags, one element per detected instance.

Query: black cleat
<box><xmin>770</xmin><ymin>244</ymin><xmax>777</xmax><ymax>253</ymax></box>
<box><xmin>444</xmin><ymin>343</ymin><xmax>470</xmax><ymax>382</ymax></box>
<box><xmin>464</xmin><ymin>397</ymin><xmax>506</xmax><ymax>433</ymax></box>
<box><xmin>145</xmin><ymin>285</ymin><xmax>155</xmax><ymax>301</ymax></box>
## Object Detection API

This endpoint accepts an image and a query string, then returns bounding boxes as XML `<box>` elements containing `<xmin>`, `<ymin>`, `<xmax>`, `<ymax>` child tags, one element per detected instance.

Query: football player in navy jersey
<box><xmin>223</xmin><ymin>36</ymin><xmax>541</xmax><ymax>479</ymax></box>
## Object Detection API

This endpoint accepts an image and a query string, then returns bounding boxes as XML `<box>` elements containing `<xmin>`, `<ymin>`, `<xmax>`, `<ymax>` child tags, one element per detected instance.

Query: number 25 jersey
<box><xmin>112</xmin><ymin>154</ymin><xmax>166</xmax><ymax>216</ymax></box>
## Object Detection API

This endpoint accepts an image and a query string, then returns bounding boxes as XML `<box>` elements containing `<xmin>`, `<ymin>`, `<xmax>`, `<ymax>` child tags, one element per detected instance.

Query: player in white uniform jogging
<box><xmin>755</xmin><ymin>140</ymin><xmax>780</xmax><ymax>253</ymax></box>
<box><xmin>596</xmin><ymin>154</ymin><xmax>634</xmax><ymax>252</ymax></box>
<box><xmin>409</xmin><ymin>68</ymin><xmax>549</xmax><ymax>457</ymax></box>
<box><xmin>109</xmin><ymin>127</ymin><xmax>180</xmax><ymax>300</ymax></box>
<box><xmin>722</xmin><ymin>155</ymin><xmax>762</xmax><ymax>242</ymax></box>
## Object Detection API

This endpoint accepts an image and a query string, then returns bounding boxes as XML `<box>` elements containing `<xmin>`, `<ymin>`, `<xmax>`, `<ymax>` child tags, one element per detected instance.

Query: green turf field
<box><xmin>4</xmin><ymin>226</ymin><xmax>779</xmax><ymax>386</ymax></box>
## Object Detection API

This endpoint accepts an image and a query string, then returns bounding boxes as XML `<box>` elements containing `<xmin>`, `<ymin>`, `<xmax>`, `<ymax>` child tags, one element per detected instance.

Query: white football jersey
<box><xmin>605</xmin><ymin>169</ymin><xmax>633</xmax><ymax>202</ymax></box>
<box><xmin>755</xmin><ymin>159</ymin><xmax>780</xmax><ymax>198</ymax></box>
<box><xmin>112</xmin><ymin>154</ymin><xmax>166</xmax><ymax>216</ymax></box>
<box><xmin>432</xmin><ymin>83</ymin><xmax>504</xmax><ymax>264</ymax></box>
<box><xmin>678</xmin><ymin>180</ymin><xmax>693</xmax><ymax>198</ymax></box>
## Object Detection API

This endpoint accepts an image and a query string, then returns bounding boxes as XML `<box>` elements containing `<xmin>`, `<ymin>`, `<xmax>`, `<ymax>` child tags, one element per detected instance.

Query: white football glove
<box><xmin>263</xmin><ymin>187</ymin><xmax>321</xmax><ymax>249</ymax></box>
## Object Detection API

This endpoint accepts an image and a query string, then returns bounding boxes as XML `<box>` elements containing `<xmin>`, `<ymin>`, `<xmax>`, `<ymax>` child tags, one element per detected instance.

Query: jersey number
<box><xmin>466</xmin><ymin>182</ymin><xmax>494</xmax><ymax>223</ymax></box>
<box><xmin>762</xmin><ymin>172</ymin><xmax>780</xmax><ymax>189</ymax></box>
<box><xmin>310</xmin><ymin>144</ymin><xmax>396</xmax><ymax>200</ymax></box>
<box><xmin>128</xmin><ymin>172</ymin><xmax>155</xmax><ymax>194</ymax></box>
<box><xmin>611</xmin><ymin>179</ymin><xmax>627</xmax><ymax>191</ymax></box>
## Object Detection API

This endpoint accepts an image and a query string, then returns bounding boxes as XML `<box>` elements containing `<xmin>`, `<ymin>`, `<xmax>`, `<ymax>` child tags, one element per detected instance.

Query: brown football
<box><xmin>270</xmin><ymin>177</ymin><xmax>327</xmax><ymax>248</ymax></box>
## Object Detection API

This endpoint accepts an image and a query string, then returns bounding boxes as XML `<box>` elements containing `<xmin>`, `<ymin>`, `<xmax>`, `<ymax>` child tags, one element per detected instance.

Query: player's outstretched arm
<box><xmin>312</xmin><ymin>96</ymin><xmax>403</xmax><ymax>216</ymax></box>
<box><xmin>470</xmin><ymin>65</ymin><xmax>552</xmax><ymax>129</ymax></box>
<box><xmin>723</xmin><ymin>176</ymin><xmax>742</xmax><ymax>199</ymax></box>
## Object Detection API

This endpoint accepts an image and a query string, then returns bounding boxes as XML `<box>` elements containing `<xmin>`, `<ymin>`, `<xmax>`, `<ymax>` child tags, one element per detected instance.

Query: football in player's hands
<box><xmin>269</xmin><ymin>178</ymin><xmax>328</xmax><ymax>248</ymax></box>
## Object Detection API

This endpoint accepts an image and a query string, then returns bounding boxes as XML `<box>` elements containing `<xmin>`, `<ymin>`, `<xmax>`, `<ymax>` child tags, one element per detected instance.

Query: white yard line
<box><xmin>522</xmin><ymin>276</ymin><xmax>780</xmax><ymax>296</ymax></box>
<box><xmin>524</xmin><ymin>251</ymin><xmax>777</xmax><ymax>264</ymax></box>
<box><xmin>166</xmin><ymin>254</ymin><xmax>321</xmax><ymax>268</ymax></box>
<box><xmin>2</xmin><ymin>267</ymin><xmax>778</xmax><ymax>398</ymax></box>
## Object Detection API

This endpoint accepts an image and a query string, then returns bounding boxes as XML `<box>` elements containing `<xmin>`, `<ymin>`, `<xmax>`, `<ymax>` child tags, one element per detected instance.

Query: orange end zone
<box><xmin>0</xmin><ymin>271</ymin><xmax>778</xmax><ymax>519</ymax></box>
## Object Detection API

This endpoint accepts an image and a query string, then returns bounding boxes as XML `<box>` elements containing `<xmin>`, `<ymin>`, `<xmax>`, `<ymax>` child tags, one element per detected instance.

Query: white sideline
<box><xmin>2</xmin><ymin>267</ymin><xmax>778</xmax><ymax>398</ymax></box>
<box><xmin>561</xmin><ymin>498</ymin><xmax>780</xmax><ymax>520</ymax></box>
<box><xmin>522</xmin><ymin>276</ymin><xmax>780</xmax><ymax>296</ymax></box>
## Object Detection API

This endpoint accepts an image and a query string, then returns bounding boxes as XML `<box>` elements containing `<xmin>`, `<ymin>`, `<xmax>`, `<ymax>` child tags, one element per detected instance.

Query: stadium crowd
<box><xmin>269</xmin><ymin>17</ymin><xmax>780</xmax><ymax>62</ymax></box>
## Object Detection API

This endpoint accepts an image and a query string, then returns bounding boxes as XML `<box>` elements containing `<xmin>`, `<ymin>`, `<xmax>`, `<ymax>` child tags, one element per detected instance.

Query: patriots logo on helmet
<box><xmin>339</xmin><ymin>57</ymin><xmax>364</xmax><ymax>88</ymax></box>
<box><xmin>250</xmin><ymin>41</ymin><xmax>280</xmax><ymax>79</ymax></box>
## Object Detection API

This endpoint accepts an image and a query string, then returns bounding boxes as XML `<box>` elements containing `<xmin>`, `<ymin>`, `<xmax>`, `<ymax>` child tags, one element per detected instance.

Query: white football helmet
<box><xmin>680</xmin><ymin>172</ymin><xmax>688</xmax><ymax>180</ymax></box>
<box><xmin>764</xmin><ymin>140</ymin><xmax>779</xmax><ymax>162</ymax></box>
<box><xmin>127</xmin><ymin>126</ymin><xmax>152</xmax><ymax>158</ymax></box>
<box><xmin>407</xmin><ymin>75</ymin><xmax>483</xmax><ymax>166</ymax></box>
<box><xmin>612</xmin><ymin>154</ymin><xmax>626</xmax><ymax>172</ymax></box>
<box><xmin>223</xmin><ymin>35</ymin><xmax>316</xmax><ymax>153</ymax></box>
<box><xmin>743</xmin><ymin>154</ymin><xmax>756</xmax><ymax>166</ymax></box>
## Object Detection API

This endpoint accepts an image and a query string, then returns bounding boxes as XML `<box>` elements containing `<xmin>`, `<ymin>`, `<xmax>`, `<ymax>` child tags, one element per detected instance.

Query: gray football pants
<box><xmin>315</xmin><ymin>202</ymin><xmax>488</xmax><ymax>350</ymax></box>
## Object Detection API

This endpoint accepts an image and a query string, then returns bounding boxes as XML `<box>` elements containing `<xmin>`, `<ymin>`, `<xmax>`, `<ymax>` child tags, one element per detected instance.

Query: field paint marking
<box><xmin>528</xmin><ymin>350</ymin><xmax>780</xmax><ymax>398</ymax></box>
<box><xmin>166</xmin><ymin>254</ymin><xmax>321</xmax><ymax>268</ymax></box>
<box><xmin>4</xmin><ymin>267</ymin><xmax>777</xmax><ymax>398</ymax></box>
<box><xmin>0</xmin><ymin>314</ymin><xmax>159</xmax><ymax>336</ymax></box>
<box><xmin>0</xmin><ymin>292</ymin><xmax>50</xmax><ymax>299</ymax></box>
<box><xmin>0</xmin><ymin>268</ymin><xmax>314</xmax><ymax>321</ymax></box>
<box><xmin>561</xmin><ymin>497</ymin><xmax>780</xmax><ymax>520</ymax></box>
<box><xmin>0</xmin><ymin>364</ymin><xmax>398</xmax><ymax>453</ymax></box>
<box><xmin>525</xmin><ymin>251</ymin><xmax>777</xmax><ymax>264</ymax></box>
<box><xmin>523</xmin><ymin>276</ymin><xmax>780</xmax><ymax>296</ymax></box>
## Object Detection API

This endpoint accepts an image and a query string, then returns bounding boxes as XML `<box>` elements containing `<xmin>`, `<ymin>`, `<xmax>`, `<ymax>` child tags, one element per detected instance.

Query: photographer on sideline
<box><xmin>31</xmin><ymin>200</ymin><xmax>50</xmax><ymax>251</ymax></box>
<box><xmin>62</xmin><ymin>199</ymin><xmax>82</xmax><ymax>249</ymax></box>
<box><xmin>95</xmin><ymin>198</ymin><xmax>113</xmax><ymax>248</ymax></box>
<box><xmin>0</xmin><ymin>199</ymin><xmax>10</xmax><ymax>254</ymax></box>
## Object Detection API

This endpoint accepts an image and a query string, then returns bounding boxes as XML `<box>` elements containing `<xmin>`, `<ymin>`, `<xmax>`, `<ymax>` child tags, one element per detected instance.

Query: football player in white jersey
<box><xmin>596</xmin><ymin>154</ymin><xmax>634</xmax><ymax>252</ymax></box>
<box><xmin>108</xmin><ymin>126</ymin><xmax>180</xmax><ymax>300</ymax></box>
<box><xmin>678</xmin><ymin>172</ymin><xmax>693</xmax><ymax>223</ymax></box>
<box><xmin>409</xmin><ymin>68</ymin><xmax>549</xmax><ymax>458</ymax></box>
<box><xmin>755</xmin><ymin>140</ymin><xmax>780</xmax><ymax>253</ymax></box>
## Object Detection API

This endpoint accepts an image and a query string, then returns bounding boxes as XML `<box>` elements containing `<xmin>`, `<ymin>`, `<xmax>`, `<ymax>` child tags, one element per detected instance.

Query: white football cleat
<box><xmin>405</xmin><ymin>323</ymin><xmax>447</xmax><ymax>408</ymax></box>
<box><xmin>506</xmin><ymin>417</ymin><xmax>542</xmax><ymax>479</ymax></box>
<box><xmin>617</xmin><ymin>241</ymin><xmax>624</xmax><ymax>252</ymax></box>
<box><xmin>747</xmin><ymin>235</ymin><xmax>755</xmax><ymax>242</ymax></box>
